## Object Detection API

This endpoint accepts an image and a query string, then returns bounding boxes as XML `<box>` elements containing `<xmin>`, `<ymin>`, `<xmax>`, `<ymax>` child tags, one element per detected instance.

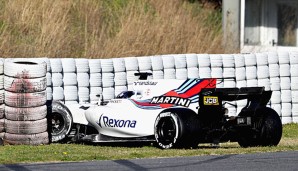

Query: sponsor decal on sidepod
<box><xmin>98</xmin><ymin>114</ymin><xmax>137</xmax><ymax>128</ymax></box>
<box><xmin>150</xmin><ymin>96</ymin><xmax>191</xmax><ymax>107</ymax></box>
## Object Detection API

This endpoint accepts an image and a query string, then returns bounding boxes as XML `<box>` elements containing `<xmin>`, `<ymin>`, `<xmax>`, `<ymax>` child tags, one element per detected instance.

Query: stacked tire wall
<box><xmin>3</xmin><ymin>59</ymin><xmax>49</xmax><ymax>145</ymax></box>
<box><xmin>0</xmin><ymin>52</ymin><xmax>292</xmax><ymax>125</ymax></box>
<box><xmin>0</xmin><ymin>60</ymin><xmax>4</xmax><ymax>139</ymax></box>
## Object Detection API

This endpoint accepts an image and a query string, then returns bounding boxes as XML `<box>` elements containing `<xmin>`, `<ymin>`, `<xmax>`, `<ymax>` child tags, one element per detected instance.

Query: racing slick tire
<box><xmin>154</xmin><ymin>109</ymin><xmax>201</xmax><ymax>149</ymax></box>
<box><xmin>238</xmin><ymin>107</ymin><xmax>282</xmax><ymax>147</ymax></box>
<box><xmin>49</xmin><ymin>101</ymin><xmax>73</xmax><ymax>143</ymax></box>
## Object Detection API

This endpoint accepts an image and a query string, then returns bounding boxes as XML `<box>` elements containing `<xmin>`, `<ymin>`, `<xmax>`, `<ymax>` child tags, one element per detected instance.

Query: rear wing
<box><xmin>199</xmin><ymin>87</ymin><xmax>272</xmax><ymax>116</ymax></box>
<box><xmin>201</xmin><ymin>87</ymin><xmax>271</xmax><ymax>103</ymax></box>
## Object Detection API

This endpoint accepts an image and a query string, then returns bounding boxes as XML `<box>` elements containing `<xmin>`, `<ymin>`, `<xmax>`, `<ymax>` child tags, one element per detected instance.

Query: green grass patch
<box><xmin>0</xmin><ymin>124</ymin><xmax>297</xmax><ymax>164</ymax></box>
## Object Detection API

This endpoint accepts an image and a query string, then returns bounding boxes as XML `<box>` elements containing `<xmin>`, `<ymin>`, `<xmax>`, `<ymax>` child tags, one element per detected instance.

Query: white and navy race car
<box><xmin>50</xmin><ymin>73</ymin><xmax>282</xmax><ymax>149</ymax></box>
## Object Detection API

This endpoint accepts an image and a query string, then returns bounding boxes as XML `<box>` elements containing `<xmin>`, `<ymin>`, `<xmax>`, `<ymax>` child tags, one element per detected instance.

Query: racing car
<box><xmin>49</xmin><ymin>73</ymin><xmax>282</xmax><ymax>149</ymax></box>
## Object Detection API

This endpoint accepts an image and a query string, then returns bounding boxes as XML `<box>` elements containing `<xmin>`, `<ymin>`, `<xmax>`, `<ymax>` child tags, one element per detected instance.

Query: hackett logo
<box><xmin>134</xmin><ymin>81</ymin><xmax>158</xmax><ymax>86</ymax></box>
<box><xmin>98</xmin><ymin>114</ymin><xmax>137</xmax><ymax>128</ymax></box>
<box><xmin>150</xmin><ymin>96</ymin><xmax>191</xmax><ymax>107</ymax></box>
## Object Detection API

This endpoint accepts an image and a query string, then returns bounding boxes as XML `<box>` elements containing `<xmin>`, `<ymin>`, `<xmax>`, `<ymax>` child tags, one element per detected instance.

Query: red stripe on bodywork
<box><xmin>165</xmin><ymin>79</ymin><xmax>216</xmax><ymax>98</ymax></box>
<box><xmin>131</xmin><ymin>78</ymin><xmax>217</xmax><ymax>109</ymax></box>
<box><xmin>131</xmin><ymin>99</ymin><xmax>158</xmax><ymax>107</ymax></box>
<box><xmin>178</xmin><ymin>79</ymin><xmax>216</xmax><ymax>98</ymax></box>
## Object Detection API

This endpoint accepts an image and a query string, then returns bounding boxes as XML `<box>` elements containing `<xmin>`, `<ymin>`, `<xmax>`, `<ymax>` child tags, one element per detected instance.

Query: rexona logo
<box><xmin>134</xmin><ymin>81</ymin><xmax>158</xmax><ymax>86</ymax></box>
<box><xmin>98</xmin><ymin>114</ymin><xmax>137</xmax><ymax>128</ymax></box>
<box><xmin>203</xmin><ymin>96</ymin><xmax>219</xmax><ymax>105</ymax></box>
<box><xmin>150</xmin><ymin>96</ymin><xmax>191</xmax><ymax>107</ymax></box>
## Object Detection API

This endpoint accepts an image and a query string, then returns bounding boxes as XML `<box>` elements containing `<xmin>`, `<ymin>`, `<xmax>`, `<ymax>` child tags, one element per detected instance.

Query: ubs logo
<box><xmin>203</xmin><ymin>96</ymin><xmax>219</xmax><ymax>105</ymax></box>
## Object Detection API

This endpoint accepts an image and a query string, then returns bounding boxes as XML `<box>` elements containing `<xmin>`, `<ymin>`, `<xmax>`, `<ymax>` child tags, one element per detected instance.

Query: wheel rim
<box><xmin>156</xmin><ymin>117</ymin><xmax>177</xmax><ymax>145</ymax></box>
<box><xmin>51</xmin><ymin>112</ymin><xmax>65</xmax><ymax>135</ymax></box>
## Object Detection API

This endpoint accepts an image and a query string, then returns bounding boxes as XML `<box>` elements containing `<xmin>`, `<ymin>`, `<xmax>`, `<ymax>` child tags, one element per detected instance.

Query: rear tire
<box><xmin>258</xmin><ymin>107</ymin><xmax>282</xmax><ymax>146</ymax></box>
<box><xmin>50</xmin><ymin>101</ymin><xmax>73</xmax><ymax>143</ymax></box>
<box><xmin>154</xmin><ymin>109</ymin><xmax>201</xmax><ymax>149</ymax></box>
<box><xmin>238</xmin><ymin>107</ymin><xmax>282</xmax><ymax>147</ymax></box>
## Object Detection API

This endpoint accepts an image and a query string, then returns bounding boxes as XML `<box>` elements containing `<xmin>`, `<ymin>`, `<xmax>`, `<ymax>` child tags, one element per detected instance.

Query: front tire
<box><xmin>154</xmin><ymin>109</ymin><xmax>201</xmax><ymax>149</ymax></box>
<box><xmin>50</xmin><ymin>101</ymin><xmax>73</xmax><ymax>143</ymax></box>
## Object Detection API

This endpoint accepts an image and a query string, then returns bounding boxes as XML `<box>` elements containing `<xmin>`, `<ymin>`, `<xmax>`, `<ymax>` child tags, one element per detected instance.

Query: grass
<box><xmin>0</xmin><ymin>0</ymin><xmax>227</xmax><ymax>58</ymax></box>
<box><xmin>0</xmin><ymin>124</ymin><xmax>297</xmax><ymax>164</ymax></box>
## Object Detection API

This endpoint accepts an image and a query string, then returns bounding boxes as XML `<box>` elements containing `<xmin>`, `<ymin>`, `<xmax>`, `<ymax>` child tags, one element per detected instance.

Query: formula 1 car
<box><xmin>49</xmin><ymin>73</ymin><xmax>282</xmax><ymax>149</ymax></box>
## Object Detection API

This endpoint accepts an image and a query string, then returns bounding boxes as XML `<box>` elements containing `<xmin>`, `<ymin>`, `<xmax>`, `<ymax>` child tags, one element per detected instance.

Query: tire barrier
<box><xmin>48</xmin><ymin>53</ymin><xmax>298</xmax><ymax>124</ymax></box>
<box><xmin>164</xmin><ymin>69</ymin><xmax>176</xmax><ymax>79</ymax></box>
<box><xmin>187</xmin><ymin>68</ymin><xmax>199</xmax><ymax>79</ymax></box>
<box><xmin>127</xmin><ymin>71</ymin><xmax>139</xmax><ymax>85</ymax></box>
<box><xmin>162</xmin><ymin>55</ymin><xmax>175</xmax><ymax>69</ymax></box>
<box><xmin>152</xmin><ymin>70</ymin><xmax>164</xmax><ymax>79</ymax></box>
<box><xmin>3</xmin><ymin>58</ymin><xmax>48</xmax><ymax>145</ymax></box>
<box><xmin>63</xmin><ymin>73</ymin><xmax>78</xmax><ymax>86</ymax></box>
<box><xmin>174</xmin><ymin>54</ymin><xmax>187</xmax><ymax>69</ymax></box>
<box><xmin>0</xmin><ymin>59</ymin><xmax>3</xmax><ymax>139</ymax></box>
<box><xmin>89</xmin><ymin>59</ymin><xmax>101</xmax><ymax>73</ymax></box>
<box><xmin>53</xmin><ymin>87</ymin><xmax>64</xmax><ymax>101</ymax></box>
<box><xmin>78</xmin><ymin>87</ymin><xmax>89</xmax><ymax>103</ymax></box>
<box><xmin>222</xmin><ymin>54</ymin><xmax>235</xmax><ymax>68</ymax></box>
<box><xmin>61</xmin><ymin>58</ymin><xmax>76</xmax><ymax>73</ymax></box>
<box><xmin>4</xmin><ymin>59</ymin><xmax>47</xmax><ymax>78</ymax></box>
<box><xmin>186</xmin><ymin>54</ymin><xmax>198</xmax><ymax>68</ymax></box>
<box><xmin>211</xmin><ymin>67</ymin><xmax>223</xmax><ymax>78</ymax></box>
<box><xmin>176</xmin><ymin>68</ymin><xmax>187</xmax><ymax>80</ymax></box>
<box><xmin>5</xmin><ymin>105</ymin><xmax>47</xmax><ymax>121</ymax></box>
<box><xmin>50</xmin><ymin>58</ymin><xmax>62</xmax><ymax>73</ymax></box>
<box><xmin>151</xmin><ymin>55</ymin><xmax>163</xmax><ymax>71</ymax></box>
<box><xmin>4</xmin><ymin>132</ymin><xmax>49</xmax><ymax>145</ymax></box>
<box><xmin>4</xmin><ymin>76</ymin><xmax>47</xmax><ymax>93</ymax></box>
<box><xmin>0</xmin><ymin>52</ymin><xmax>293</xmax><ymax>126</ymax></box>
<box><xmin>125</xmin><ymin>57</ymin><xmax>138</xmax><ymax>71</ymax></box>
<box><xmin>114</xmin><ymin>72</ymin><xmax>127</xmax><ymax>86</ymax></box>
<box><xmin>197</xmin><ymin>54</ymin><xmax>210</xmax><ymax>67</ymax></box>
<box><xmin>52</xmin><ymin>73</ymin><xmax>63</xmax><ymax>87</ymax></box>
<box><xmin>101</xmin><ymin>59</ymin><xmax>114</xmax><ymax>73</ymax></box>
<box><xmin>75</xmin><ymin>58</ymin><xmax>89</xmax><ymax>73</ymax></box>
<box><xmin>234</xmin><ymin>54</ymin><xmax>245</xmax><ymax>68</ymax></box>
<box><xmin>64</xmin><ymin>86</ymin><xmax>78</xmax><ymax>101</ymax></box>
<box><xmin>90</xmin><ymin>86</ymin><xmax>102</xmax><ymax>103</ymax></box>
<box><xmin>5</xmin><ymin>118</ymin><xmax>47</xmax><ymax>134</ymax></box>
<box><xmin>138</xmin><ymin>56</ymin><xmax>152</xmax><ymax>71</ymax></box>
<box><xmin>210</xmin><ymin>54</ymin><xmax>223</xmax><ymax>68</ymax></box>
